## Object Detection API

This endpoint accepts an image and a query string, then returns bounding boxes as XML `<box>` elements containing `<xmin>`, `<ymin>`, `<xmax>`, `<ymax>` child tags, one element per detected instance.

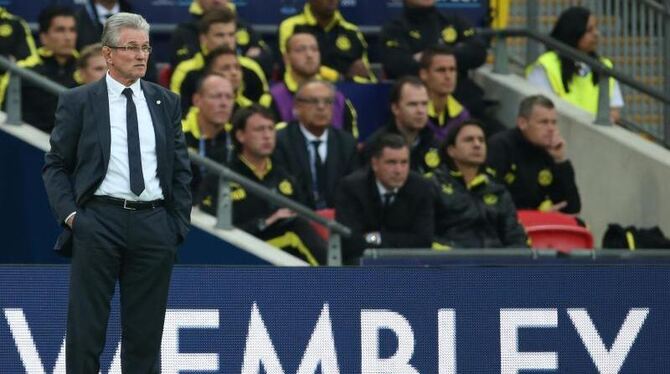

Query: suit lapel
<box><xmin>325</xmin><ymin>130</ymin><xmax>339</xmax><ymax>197</ymax></box>
<box><xmin>292</xmin><ymin>123</ymin><xmax>313</xmax><ymax>183</ymax></box>
<box><xmin>141</xmin><ymin>81</ymin><xmax>167</xmax><ymax>174</ymax></box>
<box><xmin>92</xmin><ymin>78</ymin><xmax>111</xmax><ymax>169</ymax></box>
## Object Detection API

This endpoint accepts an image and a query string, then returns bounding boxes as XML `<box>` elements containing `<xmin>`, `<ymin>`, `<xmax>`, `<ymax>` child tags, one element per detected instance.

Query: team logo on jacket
<box><xmin>236</xmin><ymin>29</ymin><xmax>250</xmax><ymax>46</ymax></box>
<box><xmin>442</xmin><ymin>183</ymin><xmax>453</xmax><ymax>195</ymax></box>
<box><xmin>483</xmin><ymin>193</ymin><xmax>498</xmax><ymax>206</ymax></box>
<box><xmin>425</xmin><ymin>149</ymin><xmax>441</xmax><ymax>168</ymax></box>
<box><xmin>442</xmin><ymin>26</ymin><xmax>457</xmax><ymax>43</ymax></box>
<box><xmin>279</xmin><ymin>180</ymin><xmax>294</xmax><ymax>195</ymax></box>
<box><xmin>538</xmin><ymin>169</ymin><xmax>553</xmax><ymax>186</ymax></box>
<box><xmin>336</xmin><ymin>35</ymin><xmax>351</xmax><ymax>51</ymax></box>
<box><xmin>409</xmin><ymin>30</ymin><xmax>421</xmax><ymax>39</ymax></box>
<box><xmin>0</xmin><ymin>24</ymin><xmax>13</xmax><ymax>37</ymax></box>
<box><xmin>231</xmin><ymin>185</ymin><xmax>247</xmax><ymax>201</ymax></box>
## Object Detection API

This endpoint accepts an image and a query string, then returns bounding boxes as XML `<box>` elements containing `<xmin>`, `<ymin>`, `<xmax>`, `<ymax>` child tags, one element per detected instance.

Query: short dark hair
<box><xmin>443</xmin><ymin>119</ymin><xmax>487</xmax><ymax>148</ymax></box>
<box><xmin>204</xmin><ymin>45</ymin><xmax>237</xmax><ymax>73</ymax></box>
<box><xmin>518</xmin><ymin>94</ymin><xmax>555</xmax><ymax>119</ymax></box>
<box><xmin>419</xmin><ymin>45</ymin><xmax>456</xmax><ymax>70</ymax></box>
<box><xmin>370</xmin><ymin>133</ymin><xmax>408</xmax><ymax>159</ymax></box>
<box><xmin>389</xmin><ymin>76</ymin><xmax>426</xmax><ymax>105</ymax></box>
<box><xmin>38</xmin><ymin>5</ymin><xmax>75</xmax><ymax>34</ymax></box>
<box><xmin>285</xmin><ymin>31</ymin><xmax>318</xmax><ymax>52</ymax></box>
<box><xmin>194</xmin><ymin>72</ymin><xmax>227</xmax><ymax>95</ymax></box>
<box><xmin>231</xmin><ymin>104</ymin><xmax>276</xmax><ymax>153</ymax></box>
<box><xmin>198</xmin><ymin>8</ymin><xmax>236</xmax><ymax>35</ymax></box>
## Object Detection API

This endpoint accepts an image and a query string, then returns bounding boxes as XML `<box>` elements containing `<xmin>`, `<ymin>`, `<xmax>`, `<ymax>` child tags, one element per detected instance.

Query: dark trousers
<box><xmin>66</xmin><ymin>199</ymin><xmax>177</xmax><ymax>374</ymax></box>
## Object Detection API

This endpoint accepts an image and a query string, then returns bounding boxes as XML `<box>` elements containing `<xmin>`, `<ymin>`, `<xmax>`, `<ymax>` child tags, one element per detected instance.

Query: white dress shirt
<box><xmin>95</xmin><ymin>73</ymin><xmax>164</xmax><ymax>201</ymax></box>
<box><xmin>375</xmin><ymin>181</ymin><xmax>398</xmax><ymax>205</ymax></box>
<box><xmin>299</xmin><ymin>124</ymin><xmax>329</xmax><ymax>177</ymax></box>
<box><xmin>95</xmin><ymin>3</ymin><xmax>119</xmax><ymax>25</ymax></box>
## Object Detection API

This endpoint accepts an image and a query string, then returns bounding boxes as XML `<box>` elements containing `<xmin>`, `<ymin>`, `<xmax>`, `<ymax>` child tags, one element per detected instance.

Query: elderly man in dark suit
<box><xmin>335</xmin><ymin>133</ymin><xmax>434</xmax><ymax>264</ymax></box>
<box><xmin>42</xmin><ymin>13</ymin><xmax>192</xmax><ymax>373</ymax></box>
<box><xmin>275</xmin><ymin>79</ymin><xmax>358</xmax><ymax>210</ymax></box>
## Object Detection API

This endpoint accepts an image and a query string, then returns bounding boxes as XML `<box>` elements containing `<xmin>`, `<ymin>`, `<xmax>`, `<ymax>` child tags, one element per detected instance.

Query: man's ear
<box><xmin>517</xmin><ymin>116</ymin><xmax>527</xmax><ymax>131</ymax></box>
<box><xmin>418</xmin><ymin>68</ymin><xmax>428</xmax><ymax>83</ymax></box>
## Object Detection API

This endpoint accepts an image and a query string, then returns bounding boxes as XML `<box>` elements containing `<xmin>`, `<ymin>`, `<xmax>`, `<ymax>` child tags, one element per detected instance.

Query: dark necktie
<box><xmin>383</xmin><ymin>192</ymin><xmax>395</xmax><ymax>208</ymax></box>
<box><xmin>310</xmin><ymin>140</ymin><xmax>326</xmax><ymax>208</ymax></box>
<box><xmin>122</xmin><ymin>88</ymin><xmax>145</xmax><ymax>196</ymax></box>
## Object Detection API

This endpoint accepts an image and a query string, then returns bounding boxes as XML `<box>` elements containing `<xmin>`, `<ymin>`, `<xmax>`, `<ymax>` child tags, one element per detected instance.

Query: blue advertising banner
<box><xmin>0</xmin><ymin>265</ymin><xmax>668</xmax><ymax>372</ymax></box>
<box><xmin>5</xmin><ymin>0</ymin><xmax>488</xmax><ymax>27</ymax></box>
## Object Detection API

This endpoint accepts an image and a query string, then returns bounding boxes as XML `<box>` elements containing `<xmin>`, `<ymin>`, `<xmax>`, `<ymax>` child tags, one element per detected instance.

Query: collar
<box><xmin>448</xmin><ymin>168</ymin><xmax>489</xmax><ymax>190</ymax></box>
<box><xmin>299</xmin><ymin>124</ymin><xmax>329</xmax><ymax>144</ymax></box>
<box><xmin>428</xmin><ymin>96</ymin><xmax>464</xmax><ymax>125</ymax></box>
<box><xmin>183</xmin><ymin>106</ymin><xmax>231</xmax><ymax>139</ymax></box>
<box><xmin>284</xmin><ymin>70</ymin><xmax>330</xmax><ymax>92</ymax></box>
<box><xmin>106</xmin><ymin>71</ymin><xmax>142</xmax><ymax>95</ymax></box>
<box><xmin>375</xmin><ymin>180</ymin><xmax>398</xmax><ymax>198</ymax></box>
<box><xmin>239</xmin><ymin>154</ymin><xmax>272</xmax><ymax>180</ymax></box>
<box><xmin>38</xmin><ymin>47</ymin><xmax>79</xmax><ymax>61</ymax></box>
<box><xmin>303</xmin><ymin>3</ymin><xmax>344</xmax><ymax>31</ymax></box>
<box><xmin>190</xmin><ymin>1</ymin><xmax>235</xmax><ymax>16</ymax></box>
<box><xmin>95</xmin><ymin>2</ymin><xmax>119</xmax><ymax>17</ymax></box>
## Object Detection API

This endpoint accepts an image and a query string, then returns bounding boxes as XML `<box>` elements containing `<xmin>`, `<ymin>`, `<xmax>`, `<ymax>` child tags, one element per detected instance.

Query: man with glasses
<box><xmin>271</xmin><ymin>31</ymin><xmax>358</xmax><ymax>138</ymax></box>
<box><xmin>43</xmin><ymin>13</ymin><xmax>192</xmax><ymax>372</ymax></box>
<box><xmin>275</xmin><ymin>80</ymin><xmax>358</xmax><ymax>210</ymax></box>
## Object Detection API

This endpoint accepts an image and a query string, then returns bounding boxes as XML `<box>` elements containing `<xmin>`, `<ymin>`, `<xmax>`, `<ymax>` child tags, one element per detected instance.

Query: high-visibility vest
<box><xmin>528</xmin><ymin>51</ymin><xmax>615</xmax><ymax>114</ymax></box>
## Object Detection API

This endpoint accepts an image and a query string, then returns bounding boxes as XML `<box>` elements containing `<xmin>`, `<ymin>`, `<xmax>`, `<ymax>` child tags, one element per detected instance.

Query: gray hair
<box><xmin>295</xmin><ymin>79</ymin><xmax>336</xmax><ymax>99</ymax></box>
<box><xmin>518</xmin><ymin>94</ymin><xmax>555</xmax><ymax>118</ymax></box>
<box><xmin>101</xmin><ymin>12</ymin><xmax>150</xmax><ymax>47</ymax></box>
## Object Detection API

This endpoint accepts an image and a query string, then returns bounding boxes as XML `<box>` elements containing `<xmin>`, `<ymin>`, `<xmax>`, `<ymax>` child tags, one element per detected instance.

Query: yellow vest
<box><xmin>528</xmin><ymin>51</ymin><xmax>615</xmax><ymax>114</ymax></box>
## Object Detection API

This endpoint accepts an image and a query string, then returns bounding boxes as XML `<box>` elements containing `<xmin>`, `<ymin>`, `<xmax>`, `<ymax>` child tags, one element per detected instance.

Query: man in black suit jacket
<box><xmin>335</xmin><ymin>133</ymin><xmax>434</xmax><ymax>264</ymax></box>
<box><xmin>42</xmin><ymin>13</ymin><xmax>192</xmax><ymax>373</ymax></box>
<box><xmin>275</xmin><ymin>80</ymin><xmax>358</xmax><ymax>210</ymax></box>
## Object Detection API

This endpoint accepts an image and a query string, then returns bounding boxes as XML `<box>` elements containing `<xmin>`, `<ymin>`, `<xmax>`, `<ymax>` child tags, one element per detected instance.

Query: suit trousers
<box><xmin>66</xmin><ymin>198</ymin><xmax>177</xmax><ymax>374</ymax></box>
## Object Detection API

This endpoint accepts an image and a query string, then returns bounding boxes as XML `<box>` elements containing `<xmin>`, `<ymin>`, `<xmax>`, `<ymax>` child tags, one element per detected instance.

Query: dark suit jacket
<box><xmin>42</xmin><ymin>77</ymin><xmax>192</xmax><ymax>255</ymax></box>
<box><xmin>335</xmin><ymin>168</ymin><xmax>434</xmax><ymax>263</ymax></box>
<box><xmin>274</xmin><ymin>121</ymin><xmax>358</xmax><ymax>209</ymax></box>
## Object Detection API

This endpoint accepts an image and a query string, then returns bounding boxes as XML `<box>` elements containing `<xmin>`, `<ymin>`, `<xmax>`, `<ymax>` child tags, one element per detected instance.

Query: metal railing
<box><xmin>481</xmin><ymin>26</ymin><xmax>670</xmax><ymax>147</ymax></box>
<box><xmin>507</xmin><ymin>0</ymin><xmax>670</xmax><ymax>146</ymax></box>
<box><xmin>0</xmin><ymin>55</ymin><xmax>351</xmax><ymax>266</ymax></box>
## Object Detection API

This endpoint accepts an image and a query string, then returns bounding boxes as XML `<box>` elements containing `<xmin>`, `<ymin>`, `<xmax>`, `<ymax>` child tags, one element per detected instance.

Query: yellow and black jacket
<box><xmin>428</xmin><ymin>167</ymin><xmax>527</xmax><ymax>248</ymax></box>
<box><xmin>279</xmin><ymin>4</ymin><xmax>375</xmax><ymax>82</ymax></box>
<box><xmin>0</xmin><ymin>47</ymin><xmax>78</xmax><ymax>132</ymax></box>
<box><xmin>0</xmin><ymin>7</ymin><xmax>37</xmax><ymax>63</ymax></box>
<box><xmin>170</xmin><ymin>50</ymin><xmax>271</xmax><ymax>116</ymax></box>
<box><xmin>486</xmin><ymin>128</ymin><xmax>581</xmax><ymax>214</ymax></box>
<box><xmin>169</xmin><ymin>1</ymin><xmax>273</xmax><ymax>73</ymax></box>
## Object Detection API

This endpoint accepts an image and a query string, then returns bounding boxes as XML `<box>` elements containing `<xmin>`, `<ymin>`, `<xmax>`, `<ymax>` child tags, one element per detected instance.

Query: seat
<box><xmin>310</xmin><ymin>208</ymin><xmax>336</xmax><ymax>241</ymax></box>
<box><xmin>517</xmin><ymin>209</ymin><xmax>579</xmax><ymax>227</ymax></box>
<box><xmin>526</xmin><ymin>225</ymin><xmax>594</xmax><ymax>252</ymax></box>
<box><xmin>158</xmin><ymin>65</ymin><xmax>173</xmax><ymax>88</ymax></box>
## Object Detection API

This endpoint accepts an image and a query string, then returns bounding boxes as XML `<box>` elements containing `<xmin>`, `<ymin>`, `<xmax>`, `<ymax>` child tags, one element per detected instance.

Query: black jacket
<box><xmin>363</xmin><ymin>122</ymin><xmax>443</xmax><ymax>175</ymax></box>
<box><xmin>335</xmin><ymin>169</ymin><xmax>434</xmax><ymax>263</ymax></box>
<box><xmin>430</xmin><ymin>167</ymin><xmax>527</xmax><ymax>248</ymax></box>
<box><xmin>379</xmin><ymin>6</ymin><xmax>487</xmax><ymax>114</ymax></box>
<box><xmin>0</xmin><ymin>7</ymin><xmax>36</xmax><ymax>62</ymax></box>
<box><xmin>487</xmin><ymin>128</ymin><xmax>581</xmax><ymax>214</ymax></box>
<box><xmin>274</xmin><ymin>121</ymin><xmax>358</xmax><ymax>209</ymax></box>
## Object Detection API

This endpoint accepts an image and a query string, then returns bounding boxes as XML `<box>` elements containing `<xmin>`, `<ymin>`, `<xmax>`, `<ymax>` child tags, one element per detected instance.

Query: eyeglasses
<box><xmin>296</xmin><ymin>97</ymin><xmax>335</xmax><ymax>106</ymax></box>
<box><xmin>108</xmin><ymin>45</ymin><xmax>152</xmax><ymax>54</ymax></box>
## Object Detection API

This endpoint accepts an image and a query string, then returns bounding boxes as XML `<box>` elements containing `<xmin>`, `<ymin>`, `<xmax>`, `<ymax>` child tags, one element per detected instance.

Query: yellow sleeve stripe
<box><xmin>170</xmin><ymin>54</ymin><xmax>204</xmax><ymax>94</ymax></box>
<box><xmin>267</xmin><ymin>231</ymin><xmax>320</xmax><ymax>266</ymax></box>
<box><xmin>239</xmin><ymin>55</ymin><xmax>269</xmax><ymax>91</ymax></box>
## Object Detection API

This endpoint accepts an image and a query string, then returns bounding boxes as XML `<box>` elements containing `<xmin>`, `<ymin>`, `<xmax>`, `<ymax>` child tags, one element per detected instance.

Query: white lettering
<box><xmin>568</xmin><ymin>308</ymin><xmax>648</xmax><ymax>374</ymax></box>
<box><xmin>500</xmin><ymin>309</ymin><xmax>558</xmax><ymax>374</ymax></box>
<box><xmin>360</xmin><ymin>309</ymin><xmax>419</xmax><ymax>374</ymax></box>
<box><xmin>241</xmin><ymin>303</ymin><xmax>285</xmax><ymax>374</ymax></box>
<box><xmin>438</xmin><ymin>309</ymin><xmax>456</xmax><ymax>374</ymax></box>
<box><xmin>161</xmin><ymin>309</ymin><xmax>219</xmax><ymax>373</ymax></box>
<box><xmin>297</xmin><ymin>304</ymin><xmax>340</xmax><ymax>374</ymax></box>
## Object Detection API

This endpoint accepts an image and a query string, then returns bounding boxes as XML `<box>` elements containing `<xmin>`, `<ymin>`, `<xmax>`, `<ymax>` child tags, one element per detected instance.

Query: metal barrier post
<box><xmin>493</xmin><ymin>37</ymin><xmax>510</xmax><ymax>74</ymax></box>
<box><xmin>216</xmin><ymin>175</ymin><xmax>233</xmax><ymax>229</ymax></box>
<box><xmin>595</xmin><ymin>74</ymin><xmax>612</xmax><ymax>125</ymax></box>
<box><xmin>327</xmin><ymin>232</ymin><xmax>342</xmax><ymax>266</ymax></box>
<box><xmin>526</xmin><ymin>0</ymin><xmax>540</xmax><ymax>65</ymax></box>
<box><xmin>6</xmin><ymin>74</ymin><xmax>21</xmax><ymax>125</ymax></box>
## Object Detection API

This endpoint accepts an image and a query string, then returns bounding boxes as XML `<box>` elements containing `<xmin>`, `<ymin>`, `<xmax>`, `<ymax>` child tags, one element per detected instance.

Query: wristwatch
<box><xmin>365</xmin><ymin>232</ymin><xmax>381</xmax><ymax>246</ymax></box>
<box><xmin>257</xmin><ymin>218</ymin><xmax>268</xmax><ymax>231</ymax></box>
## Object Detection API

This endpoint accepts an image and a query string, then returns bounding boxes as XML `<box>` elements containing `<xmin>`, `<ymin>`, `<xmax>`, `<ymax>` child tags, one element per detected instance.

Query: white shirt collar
<box><xmin>299</xmin><ymin>123</ymin><xmax>328</xmax><ymax>144</ymax></box>
<box><xmin>375</xmin><ymin>180</ymin><xmax>398</xmax><ymax>198</ymax></box>
<box><xmin>106</xmin><ymin>72</ymin><xmax>142</xmax><ymax>98</ymax></box>
<box><xmin>95</xmin><ymin>3</ymin><xmax>120</xmax><ymax>19</ymax></box>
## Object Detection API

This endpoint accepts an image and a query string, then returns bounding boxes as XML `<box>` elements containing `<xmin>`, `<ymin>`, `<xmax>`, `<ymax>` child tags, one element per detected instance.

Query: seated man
<box><xmin>380</xmin><ymin>0</ymin><xmax>487</xmax><ymax>117</ymax></box>
<box><xmin>275</xmin><ymin>80</ymin><xmax>358</xmax><ymax>210</ymax></box>
<box><xmin>0</xmin><ymin>6</ymin><xmax>78</xmax><ymax>132</ymax></box>
<box><xmin>0</xmin><ymin>6</ymin><xmax>37</xmax><ymax>63</ymax></box>
<box><xmin>363</xmin><ymin>76</ymin><xmax>442</xmax><ymax>174</ymax></box>
<box><xmin>487</xmin><ymin>95</ymin><xmax>581</xmax><ymax>214</ymax></box>
<box><xmin>336</xmin><ymin>133</ymin><xmax>434</xmax><ymax>264</ymax></box>
<box><xmin>279</xmin><ymin>0</ymin><xmax>375</xmax><ymax>82</ymax></box>
<box><xmin>170</xmin><ymin>8</ymin><xmax>269</xmax><ymax>114</ymax></box>
<box><xmin>183</xmin><ymin>73</ymin><xmax>235</xmax><ymax>195</ymax></box>
<box><xmin>419</xmin><ymin>45</ymin><xmax>470</xmax><ymax>142</ymax></box>
<box><xmin>271</xmin><ymin>31</ymin><xmax>358</xmax><ymax>138</ymax></box>
<box><xmin>75</xmin><ymin>43</ymin><xmax>106</xmax><ymax>85</ymax></box>
<box><xmin>199</xmin><ymin>104</ymin><xmax>327</xmax><ymax>265</ymax></box>
<box><xmin>170</xmin><ymin>0</ymin><xmax>272</xmax><ymax>74</ymax></box>
<box><xmin>430</xmin><ymin>120</ymin><xmax>527</xmax><ymax>248</ymax></box>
